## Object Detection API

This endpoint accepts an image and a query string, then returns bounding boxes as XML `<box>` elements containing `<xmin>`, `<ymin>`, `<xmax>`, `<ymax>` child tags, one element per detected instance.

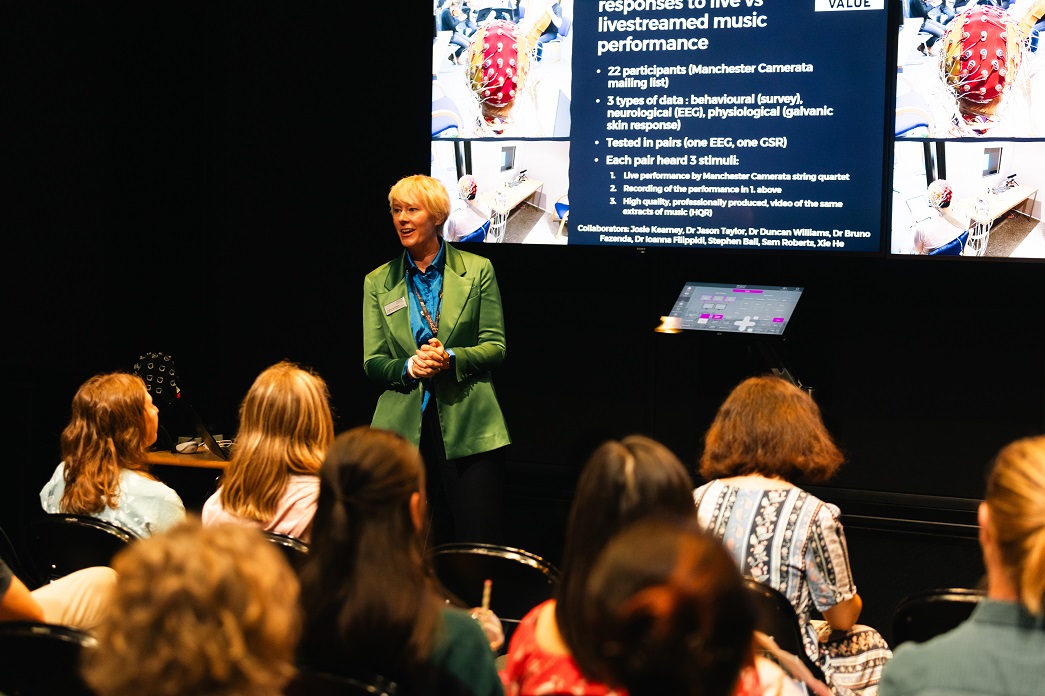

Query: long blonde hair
<box><xmin>985</xmin><ymin>434</ymin><xmax>1045</xmax><ymax>615</ymax></box>
<box><xmin>60</xmin><ymin>372</ymin><xmax>153</xmax><ymax>514</ymax></box>
<box><xmin>218</xmin><ymin>361</ymin><xmax>334</xmax><ymax>522</ymax></box>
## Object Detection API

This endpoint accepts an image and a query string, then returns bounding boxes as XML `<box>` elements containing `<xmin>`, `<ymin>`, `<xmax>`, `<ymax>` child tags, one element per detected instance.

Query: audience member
<box><xmin>81</xmin><ymin>517</ymin><xmax>300</xmax><ymax>696</ymax></box>
<box><xmin>40</xmin><ymin>372</ymin><xmax>186</xmax><ymax>538</ymax></box>
<box><xmin>297</xmin><ymin>425</ymin><xmax>504</xmax><ymax>695</ymax></box>
<box><xmin>693</xmin><ymin>375</ymin><xmax>892</xmax><ymax>696</ymax></box>
<box><xmin>908</xmin><ymin>0</ymin><xmax>948</xmax><ymax>55</ymax></box>
<box><xmin>0</xmin><ymin>558</ymin><xmax>115</xmax><ymax>631</ymax></box>
<box><xmin>577</xmin><ymin>515</ymin><xmax>806</xmax><ymax>696</ymax></box>
<box><xmin>879</xmin><ymin>434</ymin><xmax>1045</xmax><ymax>695</ymax></box>
<box><xmin>202</xmin><ymin>360</ymin><xmax>333</xmax><ymax>542</ymax></box>
<box><xmin>438</xmin><ymin>0</ymin><xmax>477</xmax><ymax>63</ymax></box>
<box><xmin>500</xmin><ymin>435</ymin><xmax>697</xmax><ymax>696</ymax></box>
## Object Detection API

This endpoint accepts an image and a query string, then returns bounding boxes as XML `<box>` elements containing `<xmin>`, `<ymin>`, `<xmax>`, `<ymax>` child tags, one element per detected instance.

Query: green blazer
<box><xmin>362</xmin><ymin>242</ymin><xmax>510</xmax><ymax>460</ymax></box>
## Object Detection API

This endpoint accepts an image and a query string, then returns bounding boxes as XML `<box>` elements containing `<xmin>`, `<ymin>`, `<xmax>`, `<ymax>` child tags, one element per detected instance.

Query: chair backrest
<box><xmin>22</xmin><ymin>514</ymin><xmax>137</xmax><ymax>586</ymax></box>
<box><xmin>427</xmin><ymin>542</ymin><xmax>561</xmax><ymax>647</ymax></box>
<box><xmin>742</xmin><ymin>577</ymin><xmax>828</xmax><ymax>685</ymax></box>
<box><xmin>0</xmin><ymin>523</ymin><xmax>31</xmax><ymax>588</ymax></box>
<box><xmin>927</xmin><ymin>228</ymin><xmax>970</xmax><ymax>256</ymax></box>
<box><xmin>890</xmin><ymin>587</ymin><xmax>985</xmax><ymax>647</ymax></box>
<box><xmin>284</xmin><ymin>667</ymin><xmax>398</xmax><ymax>696</ymax></box>
<box><xmin>554</xmin><ymin>196</ymin><xmax>569</xmax><ymax>220</ymax></box>
<box><xmin>262</xmin><ymin>530</ymin><xmax>310</xmax><ymax>572</ymax></box>
<box><xmin>0</xmin><ymin>621</ymin><xmax>98</xmax><ymax>696</ymax></box>
<box><xmin>458</xmin><ymin>219</ymin><xmax>491</xmax><ymax>244</ymax></box>
<box><xmin>432</xmin><ymin>81</ymin><xmax>463</xmax><ymax>138</ymax></box>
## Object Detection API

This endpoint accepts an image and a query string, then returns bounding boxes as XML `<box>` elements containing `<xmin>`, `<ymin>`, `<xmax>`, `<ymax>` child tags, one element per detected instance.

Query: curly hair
<box><xmin>59</xmin><ymin>372</ymin><xmax>154</xmax><ymax>515</ymax></box>
<box><xmin>81</xmin><ymin>517</ymin><xmax>301</xmax><ymax>696</ymax></box>
<box><xmin>699</xmin><ymin>374</ymin><xmax>843</xmax><ymax>484</ymax></box>
<box><xmin>217</xmin><ymin>361</ymin><xmax>334</xmax><ymax>524</ymax></box>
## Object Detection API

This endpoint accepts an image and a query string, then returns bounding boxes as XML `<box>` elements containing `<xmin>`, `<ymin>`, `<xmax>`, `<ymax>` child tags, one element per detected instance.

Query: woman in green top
<box><xmin>297</xmin><ymin>425</ymin><xmax>504</xmax><ymax>696</ymax></box>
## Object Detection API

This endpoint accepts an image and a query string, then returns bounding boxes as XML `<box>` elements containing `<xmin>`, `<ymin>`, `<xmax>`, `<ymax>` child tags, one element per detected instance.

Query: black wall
<box><xmin>7</xmin><ymin>2</ymin><xmax>1035</xmax><ymax>642</ymax></box>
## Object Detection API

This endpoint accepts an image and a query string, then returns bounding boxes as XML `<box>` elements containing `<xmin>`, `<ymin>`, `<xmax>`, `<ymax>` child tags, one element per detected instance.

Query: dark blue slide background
<box><xmin>568</xmin><ymin>0</ymin><xmax>890</xmax><ymax>252</ymax></box>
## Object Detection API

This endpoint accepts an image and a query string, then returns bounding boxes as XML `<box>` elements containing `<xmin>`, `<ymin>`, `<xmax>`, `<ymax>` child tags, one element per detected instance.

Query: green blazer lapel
<box><xmin>439</xmin><ymin>245</ymin><xmax>472</xmax><ymax>345</ymax></box>
<box><xmin>378</xmin><ymin>253</ymin><xmax>416</xmax><ymax>357</ymax></box>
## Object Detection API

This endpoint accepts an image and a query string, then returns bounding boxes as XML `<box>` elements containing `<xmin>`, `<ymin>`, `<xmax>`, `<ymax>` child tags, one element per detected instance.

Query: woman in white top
<box><xmin>911</xmin><ymin>179</ymin><xmax>968</xmax><ymax>254</ymax></box>
<box><xmin>40</xmin><ymin>372</ymin><xmax>185</xmax><ymax>538</ymax></box>
<box><xmin>444</xmin><ymin>174</ymin><xmax>491</xmax><ymax>242</ymax></box>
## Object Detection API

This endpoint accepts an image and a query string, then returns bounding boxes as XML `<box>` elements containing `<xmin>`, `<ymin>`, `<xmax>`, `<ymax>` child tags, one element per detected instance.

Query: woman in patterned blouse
<box><xmin>693</xmin><ymin>375</ymin><xmax>892</xmax><ymax>696</ymax></box>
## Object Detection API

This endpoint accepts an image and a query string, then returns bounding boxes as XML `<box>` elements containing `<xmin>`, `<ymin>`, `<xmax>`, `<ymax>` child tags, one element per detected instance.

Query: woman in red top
<box><xmin>500</xmin><ymin>435</ymin><xmax>695</xmax><ymax>696</ymax></box>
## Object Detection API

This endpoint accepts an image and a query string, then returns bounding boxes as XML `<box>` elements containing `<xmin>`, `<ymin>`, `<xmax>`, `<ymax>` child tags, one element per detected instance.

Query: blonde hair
<box><xmin>985</xmin><ymin>434</ymin><xmax>1045</xmax><ymax>615</ymax></box>
<box><xmin>387</xmin><ymin>174</ymin><xmax>451</xmax><ymax>229</ymax></box>
<box><xmin>218</xmin><ymin>361</ymin><xmax>334</xmax><ymax>522</ymax></box>
<box><xmin>81</xmin><ymin>517</ymin><xmax>301</xmax><ymax>695</ymax></box>
<box><xmin>60</xmin><ymin>372</ymin><xmax>153</xmax><ymax>515</ymax></box>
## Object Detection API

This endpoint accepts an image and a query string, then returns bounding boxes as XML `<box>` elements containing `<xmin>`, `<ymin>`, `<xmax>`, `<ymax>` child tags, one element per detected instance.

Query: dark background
<box><xmin>5</xmin><ymin>2</ymin><xmax>1037</xmax><ymax>642</ymax></box>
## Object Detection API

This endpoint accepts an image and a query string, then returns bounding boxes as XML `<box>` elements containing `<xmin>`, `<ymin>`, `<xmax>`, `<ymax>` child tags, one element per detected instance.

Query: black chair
<box><xmin>890</xmin><ymin>586</ymin><xmax>985</xmax><ymax>647</ymax></box>
<box><xmin>0</xmin><ymin>523</ymin><xmax>31</xmax><ymax>586</ymax></box>
<box><xmin>427</xmin><ymin>542</ymin><xmax>561</xmax><ymax>649</ymax></box>
<box><xmin>21</xmin><ymin>513</ymin><xmax>137</xmax><ymax>587</ymax></box>
<box><xmin>0</xmin><ymin>621</ymin><xmax>98</xmax><ymax>695</ymax></box>
<box><xmin>262</xmin><ymin>530</ymin><xmax>310</xmax><ymax>572</ymax></box>
<box><xmin>742</xmin><ymin>577</ymin><xmax>829</xmax><ymax>686</ymax></box>
<box><xmin>284</xmin><ymin>667</ymin><xmax>398</xmax><ymax>695</ymax></box>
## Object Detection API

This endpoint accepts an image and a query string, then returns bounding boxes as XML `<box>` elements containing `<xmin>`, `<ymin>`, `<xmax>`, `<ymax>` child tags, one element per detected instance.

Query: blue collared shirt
<box><xmin>406</xmin><ymin>241</ymin><xmax>446</xmax><ymax>413</ymax></box>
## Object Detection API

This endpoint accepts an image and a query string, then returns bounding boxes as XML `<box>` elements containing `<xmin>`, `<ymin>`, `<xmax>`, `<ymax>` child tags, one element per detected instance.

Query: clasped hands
<box><xmin>409</xmin><ymin>338</ymin><xmax>451</xmax><ymax>379</ymax></box>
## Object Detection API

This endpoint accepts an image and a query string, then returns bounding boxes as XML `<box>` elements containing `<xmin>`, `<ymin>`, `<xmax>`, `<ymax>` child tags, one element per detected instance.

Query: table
<box><xmin>952</xmin><ymin>185</ymin><xmax>1038</xmax><ymax>256</ymax></box>
<box><xmin>476</xmin><ymin>178</ymin><xmax>544</xmax><ymax>242</ymax></box>
<box><xmin>146</xmin><ymin>448</ymin><xmax>226</xmax><ymax>470</ymax></box>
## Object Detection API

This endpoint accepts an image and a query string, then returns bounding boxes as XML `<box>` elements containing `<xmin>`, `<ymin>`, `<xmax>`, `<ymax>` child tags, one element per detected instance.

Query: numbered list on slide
<box><xmin>569</xmin><ymin>0</ymin><xmax>888</xmax><ymax>251</ymax></box>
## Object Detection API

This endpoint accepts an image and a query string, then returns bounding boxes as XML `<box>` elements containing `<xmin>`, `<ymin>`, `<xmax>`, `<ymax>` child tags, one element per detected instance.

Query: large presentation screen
<box><xmin>431</xmin><ymin>0</ymin><xmax>892</xmax><ymax>252</ymax></box>
<box><xmin>890</xmin><ymin>1</ymin><xmax>1045</xmax><ymax>260</ymax></box>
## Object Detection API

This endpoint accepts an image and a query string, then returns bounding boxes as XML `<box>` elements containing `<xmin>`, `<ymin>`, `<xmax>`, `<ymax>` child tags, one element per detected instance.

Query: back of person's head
<box><xmin>927</xmin><ymin>179</ymin><xmax>953</xmax><ymax>210</ymax></box>
<box><xmin>81</xmin><ymin>516</ymin><xmax>300</xmax><ymax>696</ymax></box>
<box><xmin>700</xmin><ymin>374</ymin><xmax>843</xmax><ymax>484</ymax></box>
<box><xmin>458</xmin><ymin>174</ymin><xmax>478</xmax><ymax>201</ymax></box>
<box><xmin>556</xmin><ymin>434</ymin><xmax>696</xmax><ymax>654</ymax></box>
<box><xmin>219</xmin><ymin>360</ymin><xmax>334</xmax><ymax>521</ymax></box>
<box><xmin>298</xmin><ymin>425</ymin><xmax>440</xmax><ymax>682</ymax></box>
<box><xmin>984</xmin><ymin>434</ymin><xmax>1045</xmax><ymax>615</ymax></box>
<box><xmin>60</xmin><ymin>372</ymin><xmax>152</xmax><ymax>515</ymax></box>
<box><xmin>388</xmin><ymin>174</ymin><xmax>451</xmax><ymax>226</ymax></box>
<box><xmin>576</xmin><ymin>516</ymin><xmax>756</xmax><ymax>696</ymax></box>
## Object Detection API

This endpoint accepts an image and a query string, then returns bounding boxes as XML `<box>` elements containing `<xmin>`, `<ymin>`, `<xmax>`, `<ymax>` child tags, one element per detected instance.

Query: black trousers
<box><xmin>419</xmin><ymin>404</ymin><xmax>505</xmax><ymax>548</ymax></box>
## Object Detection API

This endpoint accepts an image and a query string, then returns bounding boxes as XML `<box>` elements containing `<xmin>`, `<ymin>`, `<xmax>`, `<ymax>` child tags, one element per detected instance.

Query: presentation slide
<box><xmin>431</xmin><ymin>0</ymin><xmax>891</xmax><ymax>252</ymax></box>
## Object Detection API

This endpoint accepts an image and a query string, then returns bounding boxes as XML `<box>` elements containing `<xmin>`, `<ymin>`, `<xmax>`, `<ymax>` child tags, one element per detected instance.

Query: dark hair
<box><xmin>577</xmin><ymin>515</ymin><xmax>756</xmax><ymax>696</ymax></box>
<box><xmin>298</xmin><ymin>426</ymin><xmax>441</xmax><ymax>686</ymax></box>
<box><xmin>699</xmin><ymin>374</ymin><xmax>843</xmax><ymax>483</ymax></box>
<box><xmin>556</xmin><ymin>435</ymin><xmax>696</xmax><ymax>659</ymax></box>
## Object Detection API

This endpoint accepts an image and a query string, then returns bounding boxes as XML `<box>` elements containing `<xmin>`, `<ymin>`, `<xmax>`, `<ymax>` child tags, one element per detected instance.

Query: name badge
<box><xmin>383</xmin><ymin>297</ymin><xmax>408</xmax><ymax>315</ymax></box>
